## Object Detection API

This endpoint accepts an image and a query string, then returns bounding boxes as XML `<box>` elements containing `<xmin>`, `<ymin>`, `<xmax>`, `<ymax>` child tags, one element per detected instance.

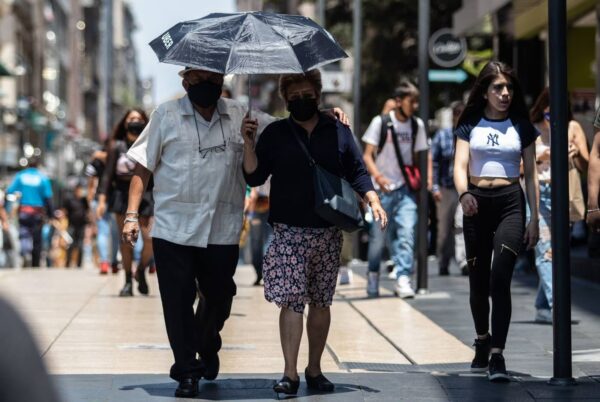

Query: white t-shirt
<box><xmin>362</xmin><ymin>111</ymin><xmax>429</xmax><ymax>190</ymax></box>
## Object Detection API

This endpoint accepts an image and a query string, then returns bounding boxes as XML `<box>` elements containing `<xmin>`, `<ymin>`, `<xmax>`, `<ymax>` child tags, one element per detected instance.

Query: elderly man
<box><xmin>122</xmin><ymin>67</ymin><xmax>347</xmax><ymax>397</ymax></box>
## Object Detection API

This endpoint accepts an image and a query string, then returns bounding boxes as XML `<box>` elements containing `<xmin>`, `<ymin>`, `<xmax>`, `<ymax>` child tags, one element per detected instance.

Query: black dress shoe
<box><xmin>273</xmin><ymin>376</ymin><xmax>300</xmax><ymax>395</ymax></box>
<box><xmin>305</xmin><ymin>368</ymin><xmax>334</xmax><ymax>392</ymax></box>
<box><xmin>135</xmin><ymin>267</ymin><xmax>149</xmax><ymax>295</ymax></box>
<box><xmin>201</xmin><ymin>354</ymin><xmax>220</xmax><ymax>381</ymax></box>
<box><xmin>118</xmin><ymin>282</ymin><xmax>133</xmax><ymax>297</ymax></box>
<box><xmin>175</xmin><ymin>377</ymin><xmax>198</xmax><ymax>398</ymax></box>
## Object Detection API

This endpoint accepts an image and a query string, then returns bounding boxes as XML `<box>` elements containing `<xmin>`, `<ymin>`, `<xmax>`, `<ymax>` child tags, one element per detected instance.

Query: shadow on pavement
<box><xmin>118</xmin><ymin>377</ymin><xmax>366</xmax><ymax>400</ymax></box>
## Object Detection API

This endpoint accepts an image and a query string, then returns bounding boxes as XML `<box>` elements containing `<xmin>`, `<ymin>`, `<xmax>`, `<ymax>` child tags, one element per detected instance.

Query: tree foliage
<box><xmin>326</xmin><ymin>0</ymin><xmax>462</xmax><ymax>131</ymax></box>
<box><xmin>261</xmin><ymin>0</ymin><xmax>464</xmax><ymax>131</ymax></box>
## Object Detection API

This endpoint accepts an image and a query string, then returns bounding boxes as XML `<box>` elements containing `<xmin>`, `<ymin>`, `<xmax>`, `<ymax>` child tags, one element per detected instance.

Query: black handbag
<box><xmin>288</xmin><ymin>119</ymin><xmax>364</xmax><ymax>232</ymax></box>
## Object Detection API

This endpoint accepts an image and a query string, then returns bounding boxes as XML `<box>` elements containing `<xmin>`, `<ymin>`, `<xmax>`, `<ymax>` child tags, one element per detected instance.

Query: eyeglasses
<box><xmin>544</xmin><ymin>112</ymin><xmax>551</xmax><ymax>121</ymax></box>
<box><xmin>199</xmin><ymin>143</ymin><xmax>226</xmax><ymax>158</ymax></box>
<box><xmin>192</xmin><ymin>101</ymin><xmax>227</xmax><ymax>158</ymax></box>
<box><xmin>491</xmin><ymin>83</ymin><xmax>514</xmax><ymax>92</ymax></box>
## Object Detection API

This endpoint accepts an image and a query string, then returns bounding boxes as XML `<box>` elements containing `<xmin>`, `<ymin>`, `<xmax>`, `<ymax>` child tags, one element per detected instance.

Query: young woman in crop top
<box><xmin>97</xmin><ymin>109</ymin><xmax>154</xmax><ymax>297</ymax></box>
<box><xmin>453</xmin><ymin>61</ymin><xmax>539</xmax><ymax>382</ymax></box>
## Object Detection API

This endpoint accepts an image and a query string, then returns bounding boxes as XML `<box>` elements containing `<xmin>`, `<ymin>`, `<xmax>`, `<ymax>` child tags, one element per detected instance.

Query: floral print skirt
<box><xmin>263</xmin><ymin>223</ymin><xmax>343</xmax><ymax>313</ymax></box>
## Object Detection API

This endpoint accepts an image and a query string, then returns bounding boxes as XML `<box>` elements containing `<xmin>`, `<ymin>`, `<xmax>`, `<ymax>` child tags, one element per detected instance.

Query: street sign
<box><xmin>428</xmin><ymin>28</ymin><xmax>467</xmax><ymax>68</ymax></box>
<box><xmin>321</xmin><ymin>70</ymin><xmax>352</xmax><ymax>93</ymax></box>
<box><xmin>428</xmin><ymin>69</ymin><xmax>468</xmax><ymax>83</ymax></box>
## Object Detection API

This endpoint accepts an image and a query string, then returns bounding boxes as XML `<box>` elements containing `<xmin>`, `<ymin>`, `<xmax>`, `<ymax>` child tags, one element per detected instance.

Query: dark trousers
<box><xmin>463</xmin><ymin>183</ymin><xmax>525</xmax><ymax>350</ymax></box>
<box><xmin>18</xmin><ymin>212</ymin><xmax>44</xmax><ymax>267</ymax></box>
<box><xmin>152</xmin><ymin>238</ymin><xmax>238</xmax><ymax>381</ymax></box>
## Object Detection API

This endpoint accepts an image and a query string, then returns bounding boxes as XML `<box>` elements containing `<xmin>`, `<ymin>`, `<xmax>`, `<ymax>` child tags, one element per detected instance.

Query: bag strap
<box><xmin>388</xmin><ymin>120</ymin><xmax>413</xmax><ymax>187</ymax></box>
<box><xmin>389</xmin><ymin>125</ymin><xmax>408</xmax><ymax>174</ymax></box>
<box><xmin>286</xmin><ymin>118</ymin><xmax>316</xmax><ymax>167</ymax></box>
<box><xmin>410</xmin><ymin>116</ymin><xmax>418</xmax><ymax>154</ymax></box>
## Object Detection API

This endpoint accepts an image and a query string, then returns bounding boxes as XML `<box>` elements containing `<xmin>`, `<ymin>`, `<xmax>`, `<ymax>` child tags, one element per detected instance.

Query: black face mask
<box><xmin>287</xmin><ymin>98</ymin><xmax>318</xmax><ymax>122</ymax></box>
<box><xmin>126</xmin><ymin>121</ymin><xmax>145</xmax><ymax>135</ymax></box>
<box><xmin>187</xmin><ymin>80</ymin><xmax>222</xmax><ymax>108</ymax></box>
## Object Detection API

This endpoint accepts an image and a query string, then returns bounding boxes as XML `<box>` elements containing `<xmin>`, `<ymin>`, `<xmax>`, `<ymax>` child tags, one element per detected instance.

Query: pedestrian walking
<box><xmin>247</xmin><ymin>183</ymin><xmax>272</xmax><ymax>286</ymax></box>
<box><xmin>453</xmin><ymin>61</ymin><xmax>539</xmax><ymax>381</ymax></box>
<box><xmin>529</xmin><ymin>88</ymin><xmax>589</xmax><ymax>324</ymax></box>
<box><xmin>362</xmin><ymin>81</ymin><xmax>429</xmax><ymax>298</ymax></box>
<box><xmin>242</xmin><ymin>69</ymin><xmax>387</xmax><ymax>395</ymax></box>
<box><xmin>0</xmin><ymin>192</ymin><xmax>11</xmax><ymax>268</ymax></box>
<box><xmin>588</xmin><ymin>110</ymin><xmax>600</xmax><ymax>233</ymax></box>
<box><xmin>6</xmin><ymin>156</ymin><xmax>54</xmax><ymax>268</ymax></box>
<box><xmin>97</xmin><ymin>109</ymin><xmax>154</xmax><ymax>296</ymax></box>
<box><xmin>62</xmin><ymin>182</ymin><xmax>90</xmax><ymax>268</ymax></box>
<box><xmin>432</xmin><ymin>101</ymin><xmax>464</xmax><ymax>275</ymax></box>
<box><xmin>85</xmin><ymin>146</ymin><xmax>121</xmax><ymax>274</ymax></box>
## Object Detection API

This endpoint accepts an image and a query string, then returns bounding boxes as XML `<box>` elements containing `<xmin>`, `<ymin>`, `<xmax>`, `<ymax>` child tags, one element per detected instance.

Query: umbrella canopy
<box><xmin>149</xmin><ymin>11</ymin><xmax>347</xmax><ymax>75</ymax></box>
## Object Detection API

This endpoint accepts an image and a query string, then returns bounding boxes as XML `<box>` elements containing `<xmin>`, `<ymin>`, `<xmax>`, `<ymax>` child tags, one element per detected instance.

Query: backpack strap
<box><xmin>378</xmin><ymin>114</ymin><xmax>392</xmax><ymax>153</ymax></box>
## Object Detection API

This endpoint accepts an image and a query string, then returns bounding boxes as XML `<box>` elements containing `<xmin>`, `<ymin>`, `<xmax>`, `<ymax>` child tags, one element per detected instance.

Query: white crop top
<box><xmin>455</xmin><ymin>115</ymin><xmax>538</xmax><ymax>178</ymax></box>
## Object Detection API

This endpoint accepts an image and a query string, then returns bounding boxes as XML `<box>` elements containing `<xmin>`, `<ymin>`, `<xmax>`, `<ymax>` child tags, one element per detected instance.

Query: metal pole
<box><xmin>105</xmin><ymin>0</ymin><xmax>114</xmax><ymax>135</ymax></box>
<box><xmin>318</xmin><ymin>0</ymin><xmax>325</xmax><ymax>27</ymax></box>
<box><xmin>352</xmin><ymin>0</ymin><xmax>361</xmax><ymax>135</ymax></box>
<box><xmin>548</xmin><ymin>0</ymin><xmax>575</xmax><ymax>386</ymax></box>
<box><xmin>416</xmin><ymin>0</ymin><xmax>430</xmax><ymax>293</ymax></box>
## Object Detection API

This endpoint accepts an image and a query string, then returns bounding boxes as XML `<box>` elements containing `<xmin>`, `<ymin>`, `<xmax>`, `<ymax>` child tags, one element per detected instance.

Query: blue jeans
<box><xmin>97</xmin><ymin>210</ymin><xmax>119</xmax><ymax>264</ymax></box>
<box><xmin>367</xmin><ymin>186</ymin><xmax>417</xmax><ymax>278</ymax></box>
<box><xmin>535</xmin><ymin>182</ymin><xmax>552</xmax><ymax>310</ymax></box>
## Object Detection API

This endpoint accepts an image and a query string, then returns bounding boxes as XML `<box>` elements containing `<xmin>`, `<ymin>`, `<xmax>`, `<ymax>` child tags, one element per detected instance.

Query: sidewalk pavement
<box><xmin>0</xmin><ymin>262</ymin><xmax>599</xmax><ymax>401</ymax></box>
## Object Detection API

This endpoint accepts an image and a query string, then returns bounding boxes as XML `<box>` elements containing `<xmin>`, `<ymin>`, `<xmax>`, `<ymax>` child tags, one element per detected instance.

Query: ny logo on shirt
<box><xmin>487</xmin><ymin>133</ymin><xmax>499</xmax><ymax>147</ymax></box>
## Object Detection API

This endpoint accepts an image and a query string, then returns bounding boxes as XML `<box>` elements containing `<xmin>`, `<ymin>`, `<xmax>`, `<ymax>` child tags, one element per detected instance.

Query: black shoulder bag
<box><xmin>287</xmin><ymin>119</ymin><xmax>364</xmax><ymax>232</ymax></box>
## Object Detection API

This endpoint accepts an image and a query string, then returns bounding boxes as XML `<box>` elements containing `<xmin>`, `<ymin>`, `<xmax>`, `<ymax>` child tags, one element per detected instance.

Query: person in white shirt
<box><xmin>453</xmin><ymin>61</ymin><xmax>539</xmax><ymax>382</ymax></box>
<box><xmin>361</xmin><ymin>81</ymin><xmax>429</xmax><ymax>298</ymax></box>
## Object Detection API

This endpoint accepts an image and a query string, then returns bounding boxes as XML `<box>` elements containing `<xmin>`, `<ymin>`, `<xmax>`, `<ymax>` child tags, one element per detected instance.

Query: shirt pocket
<box><xmin>219</xmin><ymin>141</ymin><xmax>245</xmax><ymax>207</ymax></box>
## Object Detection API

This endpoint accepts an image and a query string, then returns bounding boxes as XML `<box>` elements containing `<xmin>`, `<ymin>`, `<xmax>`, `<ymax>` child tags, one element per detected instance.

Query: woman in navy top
<box><xmin>242</xmin><ymin>69</ymin><xmax>387</xmax><ymax>395</ymax></box>
<box><xmin>453</xmin><ymin>61</ymin><xmax>539</xmax><ymax>382</ymax></box>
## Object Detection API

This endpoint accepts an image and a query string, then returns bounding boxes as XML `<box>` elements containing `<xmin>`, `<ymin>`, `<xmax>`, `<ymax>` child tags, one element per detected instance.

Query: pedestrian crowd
<box><xmin>1</xmin><ymin>53</ymin><xmax>600</xmax><ymax>399</ymax></box>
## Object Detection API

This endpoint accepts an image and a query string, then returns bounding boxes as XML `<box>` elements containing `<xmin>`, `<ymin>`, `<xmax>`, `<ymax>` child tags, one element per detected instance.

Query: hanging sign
<box><xmin>428</xmin><ymin>28</ymin><xmax>467</xmax><ymax>68</ymax></box>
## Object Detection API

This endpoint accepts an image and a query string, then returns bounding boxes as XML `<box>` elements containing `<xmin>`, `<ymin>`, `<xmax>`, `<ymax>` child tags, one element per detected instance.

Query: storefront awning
<box><xmin>514</xmin><ymin>0</ymin><xmax>597</xmax><ymax>39</ymax></box>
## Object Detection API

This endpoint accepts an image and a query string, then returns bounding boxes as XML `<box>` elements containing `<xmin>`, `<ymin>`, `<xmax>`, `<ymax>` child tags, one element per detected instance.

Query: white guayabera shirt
<box><xmin>128</xmin><ymin>96</ymin><xmax>273</xmax><ymax>248</ymax></box>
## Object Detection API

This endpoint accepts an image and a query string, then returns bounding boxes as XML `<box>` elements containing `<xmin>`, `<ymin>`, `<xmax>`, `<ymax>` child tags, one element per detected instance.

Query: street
<box><xmin>2</xmin><ymin>260</ymin><xmax>600</xmax><ymax>401</ymax></box>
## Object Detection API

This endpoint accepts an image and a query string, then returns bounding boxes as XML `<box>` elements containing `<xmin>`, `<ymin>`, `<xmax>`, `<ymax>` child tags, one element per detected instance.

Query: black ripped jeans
<box><xmin>463</xmin><ymin>183</ymin><xmax>525</xmax><ymax>350</ymax></box>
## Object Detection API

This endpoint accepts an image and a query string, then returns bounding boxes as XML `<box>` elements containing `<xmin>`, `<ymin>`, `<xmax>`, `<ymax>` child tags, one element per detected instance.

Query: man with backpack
<box><xmin>362</xmin><ymin>81</ymin><xmax>429</xmax><ymax>298</ymax></box>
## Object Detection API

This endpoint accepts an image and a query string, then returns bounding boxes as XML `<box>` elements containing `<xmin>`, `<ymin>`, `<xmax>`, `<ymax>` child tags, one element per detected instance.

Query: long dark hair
<box><xmin>457</xmin><ymin>61</ymin><xmax>529</xmax><ymax>127</ymax></box>
<box><xmin>110</xmin><ymin>108</ymin><xmax>149</xmax><ymax>143</ymax></box>
<box><xmin>529</xmin><ymin>87</ymin><xmax>573</xmax><ymax>123</ymax></box>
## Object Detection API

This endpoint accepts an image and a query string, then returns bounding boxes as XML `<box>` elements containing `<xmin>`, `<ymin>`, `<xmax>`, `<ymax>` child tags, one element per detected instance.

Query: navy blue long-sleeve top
<box><xmin>244</xmin><ymin>114</ymin><xmax>374</xmax><ymax>228</ymax></box>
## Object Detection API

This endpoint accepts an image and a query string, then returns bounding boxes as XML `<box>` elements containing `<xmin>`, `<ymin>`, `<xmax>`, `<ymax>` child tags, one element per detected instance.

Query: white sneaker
<box><xmin>367</xmin><ymin>272</ymin><xmax>379</xmax><ymax>297</ymax></box>
<box><xmin>339</xmin><ymin>267</ymin><xmax>353</xmax><ymax>285</ymax></box>
<box><xmin>394</xmin><ymin>275</ymin><xmax>415</xmax><ymax>299</ymax></box>
<box><xmin>535</xmin><ymin>308</ymin><xmax>552</xmax><ymax>324</ymax></box>
<box><xmin>387</xmin><ymin>266</ymin><xmax>399</xmax><ymax>279</ymax></box>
